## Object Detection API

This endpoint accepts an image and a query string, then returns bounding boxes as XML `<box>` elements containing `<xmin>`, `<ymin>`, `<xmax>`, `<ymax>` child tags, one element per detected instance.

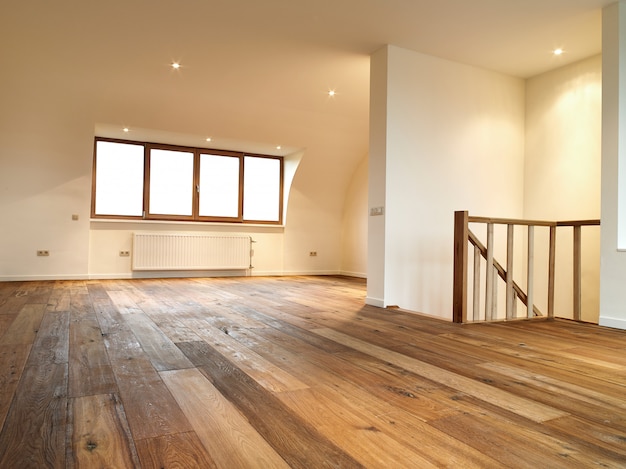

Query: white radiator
<box><xmin>132</xmin><ymin>232</ymin><xmax>252</xmax><ymax>271</ymax></box>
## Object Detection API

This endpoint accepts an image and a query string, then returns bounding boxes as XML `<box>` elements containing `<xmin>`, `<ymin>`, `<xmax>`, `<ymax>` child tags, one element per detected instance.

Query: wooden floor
<box><xmin>0</xmin><ymin>276</ymin><xmax>625</xmax><ymax>468</ymax></box>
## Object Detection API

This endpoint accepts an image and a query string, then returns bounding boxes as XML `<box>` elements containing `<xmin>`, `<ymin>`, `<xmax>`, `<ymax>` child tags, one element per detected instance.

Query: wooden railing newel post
<box><xmin>453</xmin><ymin>211</ymin><xmax>469</xmax><ymax>323</ymax></box>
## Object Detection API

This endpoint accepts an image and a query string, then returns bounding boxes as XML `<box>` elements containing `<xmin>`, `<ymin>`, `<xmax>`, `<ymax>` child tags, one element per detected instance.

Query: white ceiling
<box><xmin>3</xmin><ymin>0</ymin><xmax>614</xmax><ymax>161</ymax></box>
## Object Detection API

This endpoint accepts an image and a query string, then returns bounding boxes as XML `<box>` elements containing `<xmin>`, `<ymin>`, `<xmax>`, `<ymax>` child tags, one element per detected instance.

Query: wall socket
<box><xmin>309</xmin><ymin>251</ymin><xmax>317</xmax><ymax>257</ymax></box>
<box><xmin>37</xmin><ymin>250</ymin><xmax>50</xmax><ymax>256</ymax></box>
<box><xmin>119</xmin><ymin>250</ymin><xmax>130</xmax><ymax>257</ymax></box>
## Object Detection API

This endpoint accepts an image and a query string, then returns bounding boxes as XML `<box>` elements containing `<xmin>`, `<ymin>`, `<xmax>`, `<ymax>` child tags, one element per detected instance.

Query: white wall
<box><xmin>367</xmin><ymin>47</ymin><xmax>389</xmax><ymax>307</ymax></box>
<box><xmin>525</xmin><ymin>55</ymin><xmax>602</xmax><ymax>322</ymax></box>
<box><xmin>341</xmin><ymin>155</ymin><xmax>368</xmax><ymax>278</ymax></box>
<box><xmin>600</xmin><ymin>2</ymin><xmax>626</xmax><ymax>329</ymax></box>
<box><xmin>369</xmin><ymin>45</ymin><xmax>525</xmax><ymax>319</ymax></box>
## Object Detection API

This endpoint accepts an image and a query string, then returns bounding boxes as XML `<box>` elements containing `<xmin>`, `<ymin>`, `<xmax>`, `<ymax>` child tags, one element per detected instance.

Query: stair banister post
<box><xmin>453</xmin><ymin>211</ymin><xmax>469</xmax><ymax>323</ymax></box>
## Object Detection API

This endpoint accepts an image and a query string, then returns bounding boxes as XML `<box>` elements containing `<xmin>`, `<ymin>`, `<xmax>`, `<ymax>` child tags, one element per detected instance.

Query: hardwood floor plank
<box><xmin>91</xmin><ymin>297</ymin><xmax>146</xmax><ymax>363</ymax></box>
<box><xmin>26</xmin><ymin>311</ymin><xmax>70</xmax><ymax>367</ymax></box>
<box><xmin>0</xmin><ymin>363</ymin><xmax>68</xmax><ymax>468</ymax></box>
<box><xmin>70</xmin><ymin>393</ymin><xmax>139</xmax><ymax>468</ymax></box>
<box><xmin>161</xmin><ymin>368</ymin><xmax>291</xmax><ymax>469</ymax></box>
<box><xmin>105</xmin><ymin>290</ymin><xmax>145</xmax><ymax>315</ymax></box>
<box><xmin>136</xmin><ymin>431</ymin><xmax>219</xmax><ymax>469</ymax></box>
<box><xmin>178</xmin><ymin>340</ymin><xmax>366</xmax><ymax>469</ymax></box>
<box><xmin>430</xmin><ymin>410</ymin><xmax>624</xmax><ymax>468</ymax></box>
<box><xmin>46</xmin><ymin>283</ymin><xmax>71</xmax><ymax>313</ymax></box>
<box><xmin>68</xmin><ymin>316</ymin><xmax>117</xmax><ymax>397</ymax></box>
<box><xmin>184</xmin><ymin>317</ymin><xmax>309</xmax><ymax>393</ymax></box>
<box><xmin>0</xmin><ymin>344</ymin><xmax>31</xmax><ymax>431</ymax></box>
<box><xmin>124</xmin><ymin>313</ymin><xmax>194</xmax><ymax>371</ymax></box>
<box><xmin>545</xmin><ymin>415</ymin><xmax>626</xmax><ymax>459</ymax></box>
<box><xmin>0</xmin><ymin>304</ymin><xmax>46</xmax><ymax>345</ymax></box>
<box><xmin>278</xmin><ymin>386</ymin><xmax>449</xmax><ymax>468</ymax></box>
<box><xmin>313</xmin><ymin>327</ymin><xmax>568</xmax><ymax>423</ymax></box>
<box><xmin>111</xmin><ymin>356</ymin><xmax>193</xmax><ymax>440</ymax></box>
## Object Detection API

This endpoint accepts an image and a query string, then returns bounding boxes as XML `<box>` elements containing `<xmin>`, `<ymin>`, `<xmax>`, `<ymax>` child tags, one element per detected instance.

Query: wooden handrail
<box><xmin>453</xmin><ymin>211</ymin><xmax>600</xmax><ymax>323</ymax></box>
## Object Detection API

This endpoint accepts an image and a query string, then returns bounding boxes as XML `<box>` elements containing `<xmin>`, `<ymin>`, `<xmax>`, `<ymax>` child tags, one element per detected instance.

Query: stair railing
<box><xmin>453</xmin><ymin>211</ymin><xmax>600</xmax><ymax>323</ymax></box>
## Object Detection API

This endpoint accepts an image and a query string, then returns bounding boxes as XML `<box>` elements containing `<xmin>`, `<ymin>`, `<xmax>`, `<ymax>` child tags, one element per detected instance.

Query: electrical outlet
<box><xmin>119</xmin><ymin>250</ymin><xmax>130</xmax><ymax>257</ymax></box>
<box><xmin>309</xmin><ymin>251</ymin><xmax>317</xmax><ymax>257</ymax></box>
<box><xmin>37</xmin><ymin>250</ymin><xmax>49</xmax><ymax>256</ymax></box>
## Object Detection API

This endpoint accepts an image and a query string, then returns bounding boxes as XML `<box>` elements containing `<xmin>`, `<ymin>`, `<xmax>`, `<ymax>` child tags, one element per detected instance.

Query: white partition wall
<box><xmin>368</xmin><ymin>45</ymin><xmax>525</xmax><ymax>319</ymax></box>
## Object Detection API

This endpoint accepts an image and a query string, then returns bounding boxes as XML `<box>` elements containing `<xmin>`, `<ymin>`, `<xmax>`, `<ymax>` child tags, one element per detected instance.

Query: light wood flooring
<box><xmin>0</xmin><ymin>275</ymin><xmax>625</xmax><ymax>468</ymax></box>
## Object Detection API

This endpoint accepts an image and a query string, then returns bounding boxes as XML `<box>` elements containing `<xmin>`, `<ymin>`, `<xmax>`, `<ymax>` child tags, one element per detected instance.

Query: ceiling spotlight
<box><xmin>122</xmin><ymin>127</ymin><xmax>129</xmax><ymax>132</ymax></box>
<box><xmin>171</xmin><ymin>62</ymin><xmax>181</xmax><ymax>69</ymax></box>
<box><xmin>276</xmin><ymin>145</ymin><xmax>282</xmax><ymax>150</ymax></box>
<box><xmin>553</xmin><ymin>48</ymin><xmax>564</xmax><ymax>56</ymax></box>
<box><xmin>328</xmin><ymin>90</ymin><xmax>336</xmax><ymax>97</ymax></box>
<box><xmin>206</xmin><ymin>137</ymin><xmax>212</xmax><ymax>142</ymax></box>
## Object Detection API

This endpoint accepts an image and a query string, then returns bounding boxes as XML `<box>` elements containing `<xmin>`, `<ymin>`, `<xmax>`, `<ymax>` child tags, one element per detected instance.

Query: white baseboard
<box><xmin>2</xmin><ymin>270</ymin><xmax>357</xmax><ymax>282</ymax></box>
<box><xmin>365</xmin><ymin>296</ymin><xmax>385</xmax><ymax>308</ymax></box>
<box><xmin>278</xmin><ymin>270</ymin><xmax>342</xmax><ymax>276</ymax></box>
<box><xmin>599</xmin><ymin>316</ymin><xmax>626</xmax><ymax>330</ymax></box>
<box><xmin>0</xmin><ymin>274</ymin><xmax>89</xmax><ymax>282</ymax></box>
<box><xmin>339</xmin><ymin>271</ymin><xmax>367</xmax><ymax>278</ymax></box>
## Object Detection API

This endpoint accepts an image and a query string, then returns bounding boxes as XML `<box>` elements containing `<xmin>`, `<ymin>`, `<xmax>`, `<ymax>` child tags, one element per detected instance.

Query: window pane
<box><xmin>149</xmin><ymin>149</ymin><xmax>194</xmax><ymax>216</ymax></box>
<box><xmin>243</xmin><ymin>156</ymin><xmax>280</xmax><ymax>221</ymax></box>
<box><xmin>94</xmin><ymin>141</ymin><xmax>144</xmax><ymax>216</ymax></box>
<box><xmin>199</xmin><ymin>154</ymin><xmax>240</xmax><ymax>218</ymax></box>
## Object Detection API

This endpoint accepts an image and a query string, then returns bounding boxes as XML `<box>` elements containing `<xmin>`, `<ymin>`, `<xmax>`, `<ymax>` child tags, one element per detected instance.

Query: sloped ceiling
<box><xmin>1</xmin><ymin>0</ymin><xmax>613</xmax><ymax>161</ymax></box>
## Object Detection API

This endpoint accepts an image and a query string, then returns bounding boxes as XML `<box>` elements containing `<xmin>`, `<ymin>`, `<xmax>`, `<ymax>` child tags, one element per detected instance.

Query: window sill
<box><xmin>90</xmin><ymin>218</ymin><xmax>285</xmax><ymax>230</ymax></box>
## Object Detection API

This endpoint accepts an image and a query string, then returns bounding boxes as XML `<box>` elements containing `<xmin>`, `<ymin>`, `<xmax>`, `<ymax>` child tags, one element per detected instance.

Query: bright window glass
<box><xmin>149</xmin><ymin>148</ymin><xmax>194</xmax><ymax>216</ymax></box>
<box><xmin>199</xmin><ymin>154</ymin><xmax>240</xmax><ymax>218</ymax></box>
<box><xmin>94</xmin><ymin>141</ymin><xmax>144</xmax><ymax>216</ymax></box>
<box><xmin>243</xmin><ymin>156</ymin><xmax>281</xmax><ymax>221</ymax></box>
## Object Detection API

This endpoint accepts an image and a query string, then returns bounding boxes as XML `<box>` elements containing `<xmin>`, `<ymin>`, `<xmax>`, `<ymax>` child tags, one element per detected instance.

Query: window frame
<box><xmin>91</xmin><ymin>137</ymin><xmax>283</xmax><ymax>225</ymax></box>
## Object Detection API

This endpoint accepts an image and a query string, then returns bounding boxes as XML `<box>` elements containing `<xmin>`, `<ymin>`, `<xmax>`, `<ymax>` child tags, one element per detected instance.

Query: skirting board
<box><xmin>365</xmin><ymin>296</ymin><xmax>385</xmax><ymax>308</ymax></box>
<box><xmin>598</xmin><ymin>316</ymin><xmax>626</xmax><ymax>331</ymax></box>
<box><xmin>0</xmin><ymin>274</ymin><xmax>90</xmax><ymax>282</ymax></box>
<box><xmin>2</xmin><ymin>270</ymin><xmax>365</xmax><ymax>282</ymax></box>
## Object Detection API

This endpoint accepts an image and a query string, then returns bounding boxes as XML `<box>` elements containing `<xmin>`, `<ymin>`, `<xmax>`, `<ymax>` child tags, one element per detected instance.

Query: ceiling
<box><xmin>2</xmin><ymin>0</ymin><xmax>614</xmax><ymax>162</ymax></box>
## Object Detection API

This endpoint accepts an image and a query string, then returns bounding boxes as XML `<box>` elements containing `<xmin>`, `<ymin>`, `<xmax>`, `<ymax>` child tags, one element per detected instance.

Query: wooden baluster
<box><xmin>473</xmin><ymin>245</ymin><xmax>481</xmax><ymax>321</ymax></box>
<box><xmin>485</xmin><ymin>223</ymin><xmax>494</xmax><ymax>321</ymax></box>
<box><xmin>492</xmin><ymin>265</ymin><xmax>498</xmax><ymax>319</ymax></box>
<box><xmin>527</xmin><ymin>225</ymin><xmax>535</xmax><ymax>319</ymax></box>
<box><xmin>506</xmin><ymin>224</ymin><xmax>514</xmax><ymax>320</ymax></box>
<box><xmin>573</xmin><ymin>225</ymin><xmax>582</xmax><ymax>321</ymax></box>
<box><xmin>548</xmin><ymin>225</ymin><xmax>556</xmax><ymax>319</ymax></box>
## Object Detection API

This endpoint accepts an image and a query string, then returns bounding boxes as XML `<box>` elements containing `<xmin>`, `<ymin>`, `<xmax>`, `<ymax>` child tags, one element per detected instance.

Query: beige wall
<box><xmin>524</xmin><ymin>55</ymin><xmax>602</xmax><ymax>322</ymax></box>
<box><xmin>369</xmin><ymin>45</ymin><xmax>526</xmax><ymax>318</ymax></box>
<box><xmin>0</xmin><ymin>5</ymin><xmax>366</xmax><ymax>281</ymax></box>
<box><xmin>341</xmin><ymin>156</ymin><xmax>368</xmax><ymax>278</ymax></box>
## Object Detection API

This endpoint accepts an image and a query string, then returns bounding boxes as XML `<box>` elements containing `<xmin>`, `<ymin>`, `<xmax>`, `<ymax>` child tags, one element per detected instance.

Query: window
<box><xmin>91</xmin><ymin>138</ymin><xmax>283</xmax><ymax>224</ymax></box>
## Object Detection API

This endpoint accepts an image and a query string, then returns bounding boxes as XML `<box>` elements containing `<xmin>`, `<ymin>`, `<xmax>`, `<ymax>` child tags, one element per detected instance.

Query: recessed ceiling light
<box><xmin>123</xmin><ymin>127</ymin><xmax>129</xmax><ymax>132</ymax></box>
<box><xmin>276</xmin><ymin>145</ymin><xmax>282</xmax><ymax>150</ymax></box>
<box><xmin>171</xmin><ymin>62</ymin><xmax>181</xmax><ymax>69</ymax></box>
<box><xmin>328</xmin><ymin>90</ymin><xmax>336</xmax><ymax>97</ymax></box>
<box><xmin>206</xmin><ymin>137</ymin><xmax>212</xmax><ymax>142</ymax></box>
<box><xmin>553</xmin><ymin>48</ymin><xmax>564</xmax><ymax>56</ymax></box>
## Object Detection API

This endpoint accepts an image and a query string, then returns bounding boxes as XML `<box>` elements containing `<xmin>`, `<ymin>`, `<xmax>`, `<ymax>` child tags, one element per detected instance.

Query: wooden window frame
<box><xmin>91</xmin><ymin>137</ymin><xmax>283</xmax><ymax>225</ymax></box>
